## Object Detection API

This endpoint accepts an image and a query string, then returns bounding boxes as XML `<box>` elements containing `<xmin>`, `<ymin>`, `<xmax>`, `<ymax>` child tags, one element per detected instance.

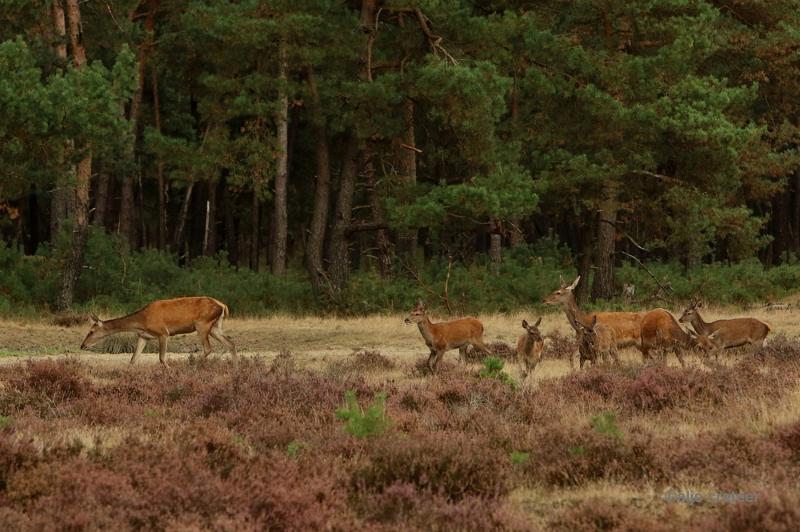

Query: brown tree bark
<box><xmin>152</xmin><ymin>63</ymin><xmax>167</xmax><ymax>251</ymax></box>
<box><xmin>591</xmin><ymin>183</ymin><xmax>618</xmax><ymax>301</ymax></box>
<box><xmin>271</xmin><ymin>36</ymin><xmax>289</xmax><ymax>275</ymax></box>
<box><xmin>173</xmin><ymin>182</ymin><xmax>194</xmax><ymax>259</ymax></box>
<box><xmin>204</xmin><ymin>180</ymin><xmax>217</xmax><ymax>255</ymax></box>
<box><xmin>119</xmin><ymin>0</ymin><xmax>157</xmax><ymax>247</ymax></box>
<box><xmin>222</xmin><ymin>181</ymin><xmax>238</xmax><ymax>265</ymax></box>
<box><xmin>50</xmin><ymin>0</ymin><xmax>72</xmax><ymax>239</ymax></box>
<box><xmin>328</xmin><ymin>136</ymin><xmax>359</xmax><ymax>291</ymax></box>
<box><xmin>250</xmin><ymin>187</ymin><xmax>260</xmax><ymax>271</ymax></box>
<box><xmin>305</xmin><ymin>67</ymin><xmax>332</xmax><ymax>292</ymax></box>
<box><xmin>365</xmin><ymin>151</ymin><xmax>392</xmax><ymax>276</ymax></box>
<box><xmin>55</xmin><ymin>0</ymin><xmax>91</xmax><ymax>311</ymax></box>
<box><xmin>93</xmin><ymin>172</ymin><xmax>110</xmax><ymax>228</ymax></box>
<box><xmin>489</xmin><ymin>218</ymin><xmax>502</xmax><ymax>276</ymax></box>
<box><xmin>396</xmin><ymin>98</ymin><xmax>418</xmax><ymax>259</ymax></box>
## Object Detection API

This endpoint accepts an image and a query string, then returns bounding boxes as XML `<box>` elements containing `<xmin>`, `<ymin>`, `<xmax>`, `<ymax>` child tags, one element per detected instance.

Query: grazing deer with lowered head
<box><xmin>404</xmin><ymin>300</ymin><xmax>490</xmax><ymax>372</ymax></box>
<box><xmin>575</xmin><ymin>316</ymin><xmax>619</xmax><ymax>368</ymax></box>
<box><xmin>544</xmin><ymin>276</ymin><xmax>644</xmax><ymax>350</ymax></box>
<box><xmin>80</xmin><ymin>296</ymin><xmax>237</xmax><ymax>366</ymax></box>
<box><xmin>517</xmin><ymin>317</ymin><xmax>544</xmax><ymax>380</ymax></box>
<box><xmin>640</xmin><ymin>308</ymin><xmax>723</xmax><ymax>366</ymax></box>
<box><xmin>678</xmin><ymin>300</ymin><xmax>770</xmax><ymax>355</ymax></box>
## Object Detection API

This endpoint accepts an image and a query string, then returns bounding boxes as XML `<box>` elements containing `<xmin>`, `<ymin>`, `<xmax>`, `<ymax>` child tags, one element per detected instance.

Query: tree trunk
<box><xmin>328</xmin><ymin>136</ymin><xmax>359</xmax><ymax>291</ymax></box>
<box><xmin>365</xmin><ymin>151</ymin><xmax>392</xmax><ymax>276</ymax></box>
<box><xmin>152</xmin><ymin>63</ymin><xmax>167</xmax><ymax>251</ymax></box>
<box><xmin>55</xmin><ymin>0</ymin><xmax>91</xmax><ymax>311</ymax></box>
<box><xmin>271</xmin><ymin>36</ymin><xmax>289</xmax><ymax>275</ymax></box>
<box><xmin>591</xmin><ymin>183</ymin><xmax>618</xmax><ymax>301</ymax></box>
<box><xmin>222</xmin><ymin>180</ymin><xmax>238</xmax><ymax>265</ymax></box>
<box><xmin>119</xmin><ymin>0</ymin><xmax>156</xmax><ymax>247</ymax></box>
<box><xmin>305</xmin><ymin>67</ymin><xmax>332</xmax><ymax>292</ymax></box>
<box><xmin>93</xmin><ymin>172</ymin><xmax>110</xmax><ymax>228</ymax></box>
<box><xmin>173</xmin><ymin>182</ymin><xmax>194</xmax><ymax>259</ymax></box>
<box><xmin>50</xmin><ymin>0</ymin><xmax>72</xmax><ymax>239</ymax></box>
<box><xmin>250</xmin><ymin>186</ymin><xmax>260</xmax><ymax>271</ymax></box>
<box><xmin>396</xmin><ymin>98</ymin><xmax>418</xmax><ymax>259</ymax></box>
<box><xmin>204</xmin><ymin>180</ymin><xmax>217</xmax><ymax>255</ymax></box>
<box><xmin>793</xmin><ymin>171</ymin><xmax>800</xmax><ymax>255</ymax></box>
<box><xmin>771</xmin><ymin>190</ymin><xmax>791</xmax><ymax>263</ymax></box>
<box><xmin>575</xmin><ymin>213</ymin><xmax>595</xmax><ymax>305</ymax></box>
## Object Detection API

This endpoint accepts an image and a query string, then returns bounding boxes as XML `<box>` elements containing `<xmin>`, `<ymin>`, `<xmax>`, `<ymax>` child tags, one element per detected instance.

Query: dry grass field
<box><xmin>1</xmin><ymin>306</ymin><xmax>799</xmax><ymax>530</ymax></box>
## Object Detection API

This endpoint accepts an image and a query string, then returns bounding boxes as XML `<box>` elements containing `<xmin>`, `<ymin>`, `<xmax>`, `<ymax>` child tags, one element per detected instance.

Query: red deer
<box><xmin>575</xmin><ymin>316</ymin><xmax>619</xmax><ymax>368</ymax></box>
<box><xmin>678</xmin><ymin>300</ymin><xmax>770</xmax><ymax>354</ymax></box>
<box><xmin>544</xmin><ymin>276</ymin><xmax>644</xmax><ymax>350</ymax></box>
<box><xmin>640</xmin><ymin>308</ymin><xmax>722</xmax><ymax>366</ymax></box>
<box><xmin>516</xmin><ymin>317</ymin><xmax>544</xmax><ymax>379</ymax></box>
<box><xmin>404</xmin><ymin>300</ymin><xmax>490</xmax><ymax>371</ymax></box>
<box><xmin>80</xmin><ymin>296</ymin><xmax>237</xmax><ymax>366</ymax></box>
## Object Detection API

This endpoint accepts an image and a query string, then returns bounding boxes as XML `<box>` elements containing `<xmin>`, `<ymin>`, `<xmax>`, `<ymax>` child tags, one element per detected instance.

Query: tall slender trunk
<box><xmin>222</xmin><ymin>180</ymin><xmax>238</xmax><ymax>265</ymax></box>
<box><xmin>250</xmin><ymin>186</ymin><xmax>260</xmax><ymax>271</ymax></box>
<box><xmin>793</xmin><ymin>171</ymin><xmax>800</xmax><ymax>254</ymax></box>
<box><xmin>204</xmin><ymin>180</ymin><xmax>217</xmax><ymax>255</ymax></box>
<box><xmin>50</xmin><ymin>0</ymin><xmax>72</xmax><ymax>239</ymax></box>
<box><xmin>396</xmin><ymin>98</ymin><xmax>418</xmax><ymax>259</ymax></box>
<box><xmin>328</xmin><ymin>136</ymin><xmax>359</xmax><ymax>291</ymax></box>
<box><xmin>119</xmin><ymin>0</ymin><xmax>156</xmax><ymax>247</ymax></box>
<box><xmin>591</xmin><ymin>183</ymin><xmax>618</xmax><ymax>301</ymax></box>
<box><xmin>271</xmin><ymin>36</ymin><xmax>289</xmax><ymax>275</ymax></box>
<box><xmin>93</xmin><ymin>172</ymin><xmax>110</xmax><ymax>228</ymax></box>
<box><xmin>56</xmin><ymin>0</ymin><xmax>91</xmax><ymax>311</ymax></box>
<box><xmin>305</xmin><ymin>67</ymin><xmax>332</xmax><ymax>292</ymax></box>
<box><xmin>152</xmin><ymin>63</ymin><xmax>167</xmax><ymax>250</ymax></box>
<box><xmin>173</xmin><ymin>182</ymin><xmax>194</xmax><ymax>259</ymax></box>
<box><xmin>365</xmin><ymin>151</ymin><xmax>392</xmax><ymax>276</ymax></box>
<box><xmin>489</xmin><ymin>218</ymin><xmax>502</xmax><ymax>276</ymax></box>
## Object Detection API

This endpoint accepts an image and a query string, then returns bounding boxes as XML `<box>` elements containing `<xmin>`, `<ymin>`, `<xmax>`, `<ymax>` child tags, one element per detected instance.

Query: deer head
<box><xmin>404</xmin><ymin>300</ymin><xmax>427</xmax><ymax>325</ymax></box>
<box><xmin>679</xmin><ymin>299</ymin><xmax>703</xmax><ymax>325</ymax></box>
<box><xmin>688</xmin><ymin>328</ymin><xmax>721</xmax><ymax>353</ymax></box>
<box><xmin>80</xmin><ymin>314</ymin><xmax>109</xmax><ymax>350</ymax></box>
<box><xmin>521</xmin><ymin>317</ymin><xmax>543</xmax><ymax>341</ymax></box>
<box><xmin>544</xmin><ymin>275</ymin><xmax>580</xmax><ymax>305</ymax></box>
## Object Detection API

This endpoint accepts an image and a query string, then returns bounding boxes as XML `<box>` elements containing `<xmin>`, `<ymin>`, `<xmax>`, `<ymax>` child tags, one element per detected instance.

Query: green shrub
<box><xmin>479</xmin><ymin>357</ymin><xmax>517</xmax><ymax>388</ymax></box>
<box><xmin>336</xmin><ymin>390</ymin><xmax>390</xmax><ymax>438</ymax></box>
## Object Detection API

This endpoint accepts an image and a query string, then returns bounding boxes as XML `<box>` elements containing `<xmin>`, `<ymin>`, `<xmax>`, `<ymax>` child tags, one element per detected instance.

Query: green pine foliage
<box><xmin>335</xmin><ymin>390</ymin><xmax>390</xmax><ymax>439</ymax></box>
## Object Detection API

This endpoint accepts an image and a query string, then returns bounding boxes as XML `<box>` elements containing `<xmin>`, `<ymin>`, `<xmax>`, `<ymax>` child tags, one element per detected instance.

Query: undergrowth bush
<box><xmin>2</xmin><ymin>230</ymin><xmax>799</xmax><ymax>318</ymax></box>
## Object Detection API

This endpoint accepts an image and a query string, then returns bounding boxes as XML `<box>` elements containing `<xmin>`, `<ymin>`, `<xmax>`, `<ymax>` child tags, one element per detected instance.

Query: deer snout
<box><xmin>403</xmin><ymin>318</ymin><xmax>412</xmax><ymax>325</ymax></box>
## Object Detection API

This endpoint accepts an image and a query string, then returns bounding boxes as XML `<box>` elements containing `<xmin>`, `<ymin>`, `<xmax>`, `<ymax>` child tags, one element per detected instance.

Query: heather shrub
<box><xmin>549</xmin><ymin>497</ymin><xmax>674</xmax><ymax>532</ymax></box>
<box><xmin>756</xmin><ymin>333</ymin><xmax>800</xmax><ymax>361</ymax></box>
<box><xmin>544</xmin><ymin>331</ymin><xmax>577</xmax><ymax>363</ymax></box>
<box><xmin>698</xmin><ymin>489</ymin><xmax>800</xmax><ymax>532</ymax></box>
<box><xmin>326</xmin><ymin>350</ymin><xmax>396</xmax><ymax>377</ymax></box>
<box><xmin>352</xmin><ymin>432</ymin><xmax>512</xmax><ymax>500</ymax></box>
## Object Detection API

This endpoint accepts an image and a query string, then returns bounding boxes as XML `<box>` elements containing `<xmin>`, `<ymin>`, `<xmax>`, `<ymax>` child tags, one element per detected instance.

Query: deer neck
<box><xmin>562</xmin><ymin>293</ymin><xmax>590</xmax><ymax>330</ymax></box>
<box><xmin>691</xmin><ymin>312</ymin><xmax>711</xmax><ymax>335</ymax></box>
<box><xmin>103</xmin><ymin>311</ymin><xmax>144</xmax><ymax>333</ymax></box>
<box><xmin>417</xmin><ymin>317</ymin><xmax>436</xmax><ymax>344</ymax></box>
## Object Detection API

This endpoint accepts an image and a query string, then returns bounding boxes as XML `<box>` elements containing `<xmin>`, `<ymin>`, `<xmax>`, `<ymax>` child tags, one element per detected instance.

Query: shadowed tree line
<box><xmin>1</xmin><ymin>0</ymin><xmax>799</xmax><ymax>310</ymax></box>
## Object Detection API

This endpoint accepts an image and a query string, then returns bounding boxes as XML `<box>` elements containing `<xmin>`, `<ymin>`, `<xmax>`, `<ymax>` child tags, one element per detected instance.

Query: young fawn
<box><xmin>575</xmin><ymin>316</ymin><xmax>619</xmax><ymax>369</ymax></box>
<box><xmin>404</xmin><ymin>300</ymin><xmax>490</xmax><ymax>372</ymax></box>
<box><xmin>516</xmin><ymin>317</ymin><xmax>544</xmax><ymax>380</ymax></box>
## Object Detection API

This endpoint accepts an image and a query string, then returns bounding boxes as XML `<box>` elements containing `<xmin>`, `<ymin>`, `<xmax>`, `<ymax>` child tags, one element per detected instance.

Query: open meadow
<box><xmin>1</xmin><ymin>307</ymin><xmax>800</xmax><ymax>530</ymax></box>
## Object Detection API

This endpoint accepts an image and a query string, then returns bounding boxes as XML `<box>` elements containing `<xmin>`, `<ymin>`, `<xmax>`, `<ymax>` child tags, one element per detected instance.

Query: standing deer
<box><xmin>575</xmin><ymin>316</ymin><xmax>619</xmax><ymax>368</ymax></box>
<box><xmin>404</xmin><ymin>300</ymin><xmax>491</xmax><ymax>372</ymax></box>
<box><xmin>640</xmin><ymin>308</ymin><xmax>723</xmax><ymax>366</ymax></box>
<box><xmin>544</xmin><ymin>276</ymin><xmax>644</xmax><ymax>350</ymax></box>
<box><xmin>80</xmin><ymin>296</ymin><xmax>237</xmax><ymax>366</ymax></box>
<box><xmin>516</xmin><ymin>317</ymin><xmax>544</xmax><ymax>380</ymax></box>
<box><xmin>678</xmin><ymin>300</ymin><xmax>770</xmax><ymax>355</ymax></box>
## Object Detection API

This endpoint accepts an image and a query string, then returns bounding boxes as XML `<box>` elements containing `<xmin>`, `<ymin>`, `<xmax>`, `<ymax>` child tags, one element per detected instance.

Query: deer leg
<box><xmin>674</xmin><ymin>347</ymin><xmax>686</xmax><ymax>368</ymax></box>
<box><xmin>434</xmin><ymin>349</ymin><xmax>446</xmax><ymax>370</ymax></box>
<box><xmin>197</xmin><ymin>323</ymin><xmax>213</xmax><ymax>359</ymax></box>
<box><xmin>427</xmin><ymin>348</ymin><xmax>437</xmax><ymax>372</ymax></box>
<box><xmin>158</xmin><ymin>335</ymin><xmax>169</xmax><ymax>366</ymax></box>
<box><xmin>473</xmin><ymin>339</ymin><xmax>491</xmax><ymax>356</ymax></box>
<box><xmin>129</xmin><ymin>336</ymin><xmax>147</xmax><ymax>365</ymax></box>
<box><xmin>459</xmin><ymin>346</ymin><xmax>468</xmax><ymax>364</ymax></box>
<box><xmin>210</xmin><ymin>328</ymin><xmax>237</xmax><ymax>359</ymax></box>
<box><xmin>611</xmin><ymin>347</ymin><xmax>620</xmax><ymax>366</ymax></box>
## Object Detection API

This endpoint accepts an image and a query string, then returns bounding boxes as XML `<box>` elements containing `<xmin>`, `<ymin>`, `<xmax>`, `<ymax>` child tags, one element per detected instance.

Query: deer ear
<box><xmin>568</xmin><ymin>276</ymin><xmax>580</xmax><ymax>291</ymax></box>
<box><xmin>559</xmin><ymin>274</ymin><xmax>565</xmax><ymax>286</ymax></box>
<box><xmin>534</xmin><ymin>316</ymin><xmax>542</xmax><ymax>327</ymax></box>
<box><xmin>709</xmin><ymin>330</ymin><xmax>721</xmax><ymax>340</ymax></box>
<box><xmin>90</xmin><ymin>314</ymin><xmax>102</xmax><ymax>325</ymax></box>
<box><xmin>591</xmin><ymin>315</ymin><xmax>597</xmax><ymax>328</ymax></box>
<box><xmin>522</xmin><ymin>319</ymin><xmax>528</xmax><ymax>329</ymax></box>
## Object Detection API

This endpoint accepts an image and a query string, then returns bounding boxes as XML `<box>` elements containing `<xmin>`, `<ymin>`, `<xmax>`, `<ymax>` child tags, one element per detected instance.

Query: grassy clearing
<box><xmin>1</xmin><ymin>311</ymin><xmax>799</xmax><ymax>529</ymax></box>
